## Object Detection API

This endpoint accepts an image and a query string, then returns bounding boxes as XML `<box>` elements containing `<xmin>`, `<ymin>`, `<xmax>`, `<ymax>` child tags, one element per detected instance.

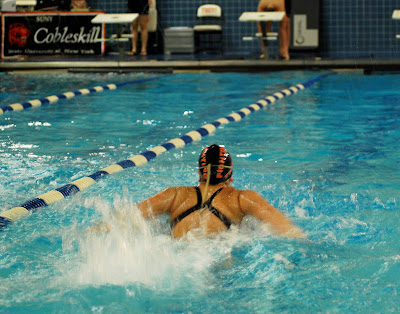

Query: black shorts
<box><xmin>127</xmin><ymin>0</ymin><xmax>149</xmax><ymax>15</ymax></box>
<box><xmin>285</xmin><ymin>0</ymin><xmax>291</xmax><ymax>15</ymax></box>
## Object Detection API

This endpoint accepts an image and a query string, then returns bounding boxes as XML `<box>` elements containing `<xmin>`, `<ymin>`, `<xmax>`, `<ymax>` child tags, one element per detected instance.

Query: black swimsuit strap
<box><xmin>170</xmin><ymin>187</ymin><xmax>232</xmax><ymax>229</ymax></box>
<box><xmin>170</xmin><ymin>187</ymin><xmax>202</xmax><ymax>228</ymax></box>
<box><xmin>202</xmin><ymin>187</ymin><xmax>232</xmax><ymax>229</ymax></box>
<box><xmin>202</xmin><ymin>187</ymin><xmax>223</xmax><ymax>208</ymax></box>
<box><xmin>208</xmin><ymin>207</ymin><xmax>232</xmax><ymax>229</ymax></box>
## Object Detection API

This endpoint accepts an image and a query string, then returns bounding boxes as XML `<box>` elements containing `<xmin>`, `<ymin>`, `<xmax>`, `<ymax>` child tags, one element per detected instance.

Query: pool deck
<box><xmin>1</xmin><ymin>53</ymin><xmax>400</xmax><ymax>73</ymax></box>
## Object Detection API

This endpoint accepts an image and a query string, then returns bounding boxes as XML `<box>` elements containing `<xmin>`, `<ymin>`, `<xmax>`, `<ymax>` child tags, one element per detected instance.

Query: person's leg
<box><xmin>258</xmin><ymin>21</ymin><xmax>272</xmax><ymax>59</ymax></box>
<box><xmin>258</xmin><ymin>0</ymin><xmax>275</xmax><ymax>12</ymax></box>
<box><xmin>258</xmin><ymin>0</ymin><xmax>277</xmax><ymax>59</ymax></box>
<box><xmin>139</xmin><ymin>14</ymin><xmax>149</xmax><ymax>55</ymax></box>
<box><xmin>257</xmin><ymin>21</ymin><xmax>265</xmax><ymax>58</ymax></box>
<box><xmin>279</xmin><ymin>15</ymin><xmax>290</xmax><ymax>60</ymax></box>
<box><xmin>129</xmin><ymin>19</ymin><xmax>139</xmax><ymax>55</ymax></box>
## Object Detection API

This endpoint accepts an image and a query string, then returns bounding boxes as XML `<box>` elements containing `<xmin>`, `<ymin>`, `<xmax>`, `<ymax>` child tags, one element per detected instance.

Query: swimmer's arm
<box><xmin>137</xmin><ymin>187</ymin><xmax>178</xmax><ymax>218</ymax></box>
<box><xmin>88</xmin><ymin>188</ymin><xmax>177</xmax><ymax>233</ymax></box>
<box><xmin>88</xmin><ymin>221</ymin><xmax>110</xmax><ymax>233</ymax></box>
<box><xmin>239</xmin><ymin>190</ymin><xmax>307</xmax><ymax>239</ymax></box>
<box><xmin>87</xmin><ymin>188</ymin><xmax>177</xmax><ymax>233</ymax></box>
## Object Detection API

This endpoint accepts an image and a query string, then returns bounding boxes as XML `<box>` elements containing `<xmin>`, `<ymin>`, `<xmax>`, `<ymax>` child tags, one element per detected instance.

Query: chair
<box><xmin>393</xmin><ymin>10</ymin><xmax>400</xmax><ymax>39</ymax></box>
<box><xmin>193</xmin><ymin>4</ymin><xmax>223</xmax><ymax>54</ymax></box>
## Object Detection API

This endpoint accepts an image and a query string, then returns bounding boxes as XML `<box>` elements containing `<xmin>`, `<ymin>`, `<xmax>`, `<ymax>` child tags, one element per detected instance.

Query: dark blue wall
<box><xmin>87</xmin><ymin>0</ymin><xmax>400</xmax><ymax>58</ymax></box>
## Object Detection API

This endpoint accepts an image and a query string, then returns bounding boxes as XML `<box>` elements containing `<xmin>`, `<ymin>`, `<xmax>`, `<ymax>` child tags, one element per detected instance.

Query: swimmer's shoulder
<box><xmin>166</xmin><ymin>185</ymin><xmax>197</xmax><ymax>197</ymax></box>
<box><xmin>223</xmin><ymin>186</ymin><xmax>262</xmax><ymax>200</ymax></box>
<box><xmin>220</xmin><ymin>186</ymin><xmax>246</xmax><ymax>199</ymax></box>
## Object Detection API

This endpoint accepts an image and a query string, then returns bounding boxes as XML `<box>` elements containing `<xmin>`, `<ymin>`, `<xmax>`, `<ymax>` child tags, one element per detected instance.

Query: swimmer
<box><xmin>257</xmin><ymin>0</ymin><xmax>291</xmax><ymax>60</ymax></box>
<box><xmin>136</xmin><ymin>144</ymin><xmax>306</xmax><ymax>238</ymax></box>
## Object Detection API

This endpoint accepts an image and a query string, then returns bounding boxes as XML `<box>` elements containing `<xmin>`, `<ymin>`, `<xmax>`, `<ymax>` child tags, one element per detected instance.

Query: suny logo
<box><xmin>8</xmin><ymin>23</ymin><xmax>31</xmax><ymax>47</ymax></box>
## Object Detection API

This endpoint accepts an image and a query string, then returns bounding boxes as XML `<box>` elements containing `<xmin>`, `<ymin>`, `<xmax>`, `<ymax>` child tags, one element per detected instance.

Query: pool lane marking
<box><xmin>0</xmin><ymin>77</ymin><xmax>160</xmax><ymax>116</ymax></box>
<box><xmin>0</xmin><ymin>73</ymin><xmax>332</xmax><ymax>228</ymax></box>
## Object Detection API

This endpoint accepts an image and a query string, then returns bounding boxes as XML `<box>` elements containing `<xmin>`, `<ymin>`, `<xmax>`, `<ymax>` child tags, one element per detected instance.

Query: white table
<box><xmin>239</xmin><ymin>12</ymin><xmax>285</xmax><ymax>22</ymax></box>
<box><xmin>91</xmin><ymin>13</ymin><xmax>139</xmax><ymax>24</ymax></box>
<box><xmin>239</xmin><ymin>12</ymin><xmax>285</xmax><ymax>58</ymax></box>
<box><xmin>92</xmin><ymin>13</ymin><xmax>139</xmax><ymax>58</ymax></box>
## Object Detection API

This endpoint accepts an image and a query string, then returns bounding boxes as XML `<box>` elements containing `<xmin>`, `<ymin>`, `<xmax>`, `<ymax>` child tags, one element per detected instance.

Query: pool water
<box><xmin>0</xmin><ymin>71</ymin><xmax>399</xmax><ymax>312</ymax></box>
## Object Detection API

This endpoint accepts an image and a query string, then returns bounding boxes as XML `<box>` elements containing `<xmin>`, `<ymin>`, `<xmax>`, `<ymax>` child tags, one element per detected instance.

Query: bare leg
<box><xmin>129</xmin><ymin>19</ymin><xmax>139</xmax><ymax>55</ymax></box>
<box><xmin>258</xmin><ymin>21</ymin><xmax>272</xmax><ymax>59</ymax></box>
<box><xmin>258</xmin><ymin>0</ymin><xmax>277</xmax><ymax>59</ymax></box>
<box><xmin>279</xmin><ymin>15</ymin><xmax>290</xmax><ymax>60</ymax></box>
<box><xmin>257</xmin><ymin>21</ymin><xmax>265</xmax><ymax>58</ymax></box>
<box><xmin>257</xmin><ymin>0</ymin><xmax>289</xmax><ymax>60</ymax></box>
<box><xmin>139</xmin><ymin>15</ymin><xmax>149</xmax><ymax>55</ymax></box>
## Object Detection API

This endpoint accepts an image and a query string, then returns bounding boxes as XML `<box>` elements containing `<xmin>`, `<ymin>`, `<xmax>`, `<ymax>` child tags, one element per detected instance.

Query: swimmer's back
<box><xmin>168</xmin><ymin>185</ymin><xmax>244</xmax><ymax>237</ymax></box>
<box><xmin>138</xmin><ymin>182</ymin><xmax>305</xmax><ymax>239</ymax></box>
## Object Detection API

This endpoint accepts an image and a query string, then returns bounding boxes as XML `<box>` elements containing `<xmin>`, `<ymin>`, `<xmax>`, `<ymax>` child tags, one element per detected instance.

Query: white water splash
<box><xmin>60</xmin><ymin>195</ymin><xmax>248</xmax><ymax>291</ymax></box>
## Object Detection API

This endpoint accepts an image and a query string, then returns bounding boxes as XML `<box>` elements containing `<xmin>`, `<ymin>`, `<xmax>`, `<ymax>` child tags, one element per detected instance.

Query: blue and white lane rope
<box><xmin>0</xmin><ymin>77</ymin><xmax>160</xmax><ymax>115</ymax></box>
<box><xmin>0</xmin><ymin>73</ymin><xmax>332</xmax><ymax>228</ymax></box>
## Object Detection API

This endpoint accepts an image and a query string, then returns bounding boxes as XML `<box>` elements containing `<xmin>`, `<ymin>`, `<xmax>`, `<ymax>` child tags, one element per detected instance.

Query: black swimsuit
<box><xmin>127</xmin><ymin>0</ymin><xmax>149</xmax><ymax>15</ymax></box>
<box><xmin>170</xmin><ymin>187</ymin><xmax>232</xmax><ymax>229</ymax></box>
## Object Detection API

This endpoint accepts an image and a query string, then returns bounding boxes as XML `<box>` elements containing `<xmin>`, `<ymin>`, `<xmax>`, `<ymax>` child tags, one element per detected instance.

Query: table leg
<box><xmin>114</xmin><ymin>24</ymin><xmax>125</xmax><ymax>61</ymax></box>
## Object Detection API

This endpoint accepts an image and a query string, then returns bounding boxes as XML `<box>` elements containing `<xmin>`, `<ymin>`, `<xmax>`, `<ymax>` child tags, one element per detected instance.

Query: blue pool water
<box><xmin>0</xmin><ymin>71</ymin><xmax>399</xmax><ymax>312</ymax></box>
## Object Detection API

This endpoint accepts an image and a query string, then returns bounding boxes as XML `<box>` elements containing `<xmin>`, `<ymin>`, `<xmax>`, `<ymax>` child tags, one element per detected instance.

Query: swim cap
<box><xmin>198</xmin><ymin>144</ymin><xmax>233</xmax><ymax>185</ymax></box>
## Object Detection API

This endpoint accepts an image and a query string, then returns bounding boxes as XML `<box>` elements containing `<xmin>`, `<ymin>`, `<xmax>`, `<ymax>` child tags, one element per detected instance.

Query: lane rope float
<box><xmin>0</xmin><ymin>72</ymin><xmax>332</xmax><ymax>228</ymax></box>
<box><xmin>0</xmin><ymin>77</ymin><xmax>160</xmax><ymax>115</ymax></box>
